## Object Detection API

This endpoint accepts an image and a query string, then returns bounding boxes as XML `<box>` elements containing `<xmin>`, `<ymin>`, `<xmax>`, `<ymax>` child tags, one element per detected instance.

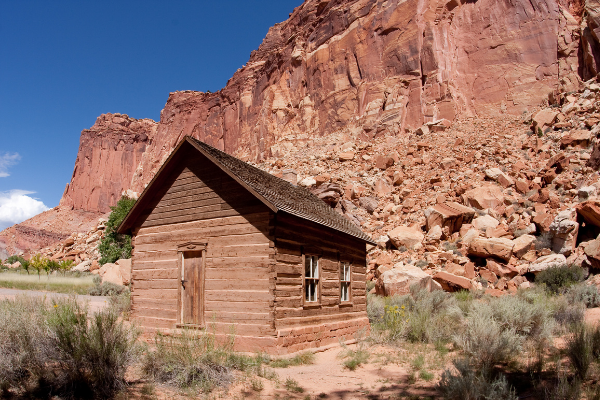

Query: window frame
<box><xmin>339</xmin><ymin>259</ymin><xmax>352</xmax><ymax>305</ymax></box>
<box><xmin>302</xmin><ymin>252</ymin><xmax>321</xmax><ymax>307</ymax></box>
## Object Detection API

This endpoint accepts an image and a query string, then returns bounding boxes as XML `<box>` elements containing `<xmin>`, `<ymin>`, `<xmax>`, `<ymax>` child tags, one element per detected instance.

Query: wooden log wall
<box><xmin>273</xmin><ymin>212</ymin><xmax>369</xmax><ymax>351</ymax></box>
<box><xmin>131</xmin><ymin>160</ymin><xmax>276</xmax><ymax>340</ymax></box>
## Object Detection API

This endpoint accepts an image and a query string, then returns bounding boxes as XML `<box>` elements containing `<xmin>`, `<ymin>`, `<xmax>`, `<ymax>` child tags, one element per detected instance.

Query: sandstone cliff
<box><xmin>60</xmin><ymin>113</ymin><xmax>157</xmax><ymax>213</ymax></box>
<box><xmin>6</xmin><ymin>0</ymin><xmax>600</xmax><ymax>256</ymax></box>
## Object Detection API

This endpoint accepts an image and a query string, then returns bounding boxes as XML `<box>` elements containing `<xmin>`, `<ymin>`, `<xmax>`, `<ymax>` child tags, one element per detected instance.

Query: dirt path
<box><xmin>0</xmin><ymin>288</ymin><xmax>111</xmax><ymax>313</ymax></box>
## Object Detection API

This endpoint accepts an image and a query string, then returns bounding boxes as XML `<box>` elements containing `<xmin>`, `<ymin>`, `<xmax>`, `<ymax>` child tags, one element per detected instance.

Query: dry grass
<box><xmin>0</xmin><ymin>271</ymin><xmax>95</xmax><ymax>294</ymax></box>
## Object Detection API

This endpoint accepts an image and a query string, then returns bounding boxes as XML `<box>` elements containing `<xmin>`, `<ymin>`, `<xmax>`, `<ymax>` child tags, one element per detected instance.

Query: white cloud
<box><xmin>0</xmin><ymin>190</ymin><xmax>49</xmax><ymax>231</ymax></box>
<box><xmin>0</xmin><ymin>153</ymin><xmax>21</xmax><ymax>178</ymax></box>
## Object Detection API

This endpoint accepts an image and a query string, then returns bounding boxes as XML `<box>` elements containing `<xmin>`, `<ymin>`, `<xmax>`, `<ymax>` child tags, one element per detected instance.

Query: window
<box><xmin>340</xmin><ymin>262</ymin><xmax>351</xmax><ymax>302</ymax></box>
<box><xmin>304</xmin><ymin>255</ymin><xmax>319</xmax><ymax>303</ymax></box>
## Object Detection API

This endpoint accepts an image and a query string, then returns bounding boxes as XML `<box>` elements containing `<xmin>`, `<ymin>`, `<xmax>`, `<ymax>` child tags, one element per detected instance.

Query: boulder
<box><xmin>532</xmin><ymin>108</ymin><xmax>559</xmax><ymax>130</ymax></box>
<box><xmin>72</xmin><ymin>260</ymin><xmax>92</xmax><ymax>272</ymax></box>
<box><xmin>584</xmin><ymin>238</ymin><xmax>600</xmax><ymax>269</ymax></box>
<box><xmin>472</xmin><ymin>215</ymin><xmax>500</xmax><ymax>231</ymax></box>
<box><xmin>376</xmin><ymin>264</ymin><xmax>441</xmax><ymax>296</ymax></box>
<box><xmin>433</xmin><ymin>271</ymin><xmax>472</xmax><ymax>292</ymax></box>
<box><xmin>513</xmin><ymin>234</ymin><xmax>536</xmax><ymax>258</ymax></box>
<box><xmin>359</xmin><ymin>196</ymin><xmax>378</xmax><ymax>213</ymax></box>
<box><xmin>101</xmin><ymin>263</ymin><xmax>125</xmax><ymax>286</ymax></box>
<box><xmin>468</xmin><ymin>237</ymin><xmax>514</xmax><ymax>261</ymax></box>
<box><xmin>462</xmin><ymin>184</ymin><xmax>504</xmax><ymax>210</ymax></box>
<box><xmin>576</xmin><ymin>200</ymin><xmax>600</xmax><ymax>228</ymax></box>
<box><xmin>9</xmin><ymin>261</ymin><xmax>21</xmax><ymax>269</ymax></box>
<box><xmin>426</xmin><ymin>225</ymin><xmax>443</xmax><ymax>241</ymax></box>
<box><xmin>529</xmin><ymin>254</ymin><xmax>568</xmax><ymax>273</ymax></box>
<box><xmin>462</xmin><ymin>228</ymin><xmax>481</xmax><ymax>244</ymax></box>
<box><xmin>387</xmin><ymin>226</ymin><xmax>424</xmax><ymax>250</ymax></box>
<box><xmin>424</xmin><ymin>202</ymin><xmax>476</xmax><ymax>233</ymax></box>
<box><xmin>485</xmin><ymin>168</ymin><xmax>514</xmax><ymax>187</ymax></box>
<box><xmin>549</xmin><ymin>210</ymin><xmax>579</xmax><ymax>256</ymax></box>
<box><xmin>298</xmin><ymin>176</ymin><xmax>316</xmax><ymax>187</ymax></box>
<box><xmin>486</xmin><ymin>259</ymin><xmax>519</xmax><ymax>279</ymax></box>
<box><xmin>560</xmin><ymin>130</ymin><xmax>592</xmax><ymax>149</ymax></box>
<box><xmin>339</xmin><ymin>151</ymin><xmax>355</xmax><ymax>161</ymax></box>
<box><xmin>115</xmin><ymin>259</ymin><xmax>132</xmax><ymax>285</ymax></box>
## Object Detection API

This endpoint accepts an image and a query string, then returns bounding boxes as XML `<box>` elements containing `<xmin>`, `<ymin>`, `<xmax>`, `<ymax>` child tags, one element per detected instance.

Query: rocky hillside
<box><xmin>5</xmin><ymin>0</ymin><xmax>600</xmax><ymax>260</ymax></box>
<box><xmin>29</xmin><ymin>78</ymin><xmax>600</xmax><ymax>295</ymax></box>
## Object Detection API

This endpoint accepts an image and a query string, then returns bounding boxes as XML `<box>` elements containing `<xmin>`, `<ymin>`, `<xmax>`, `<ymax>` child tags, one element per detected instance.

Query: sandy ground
<box><xmin>0</xmin><ymin>288</ymin><xmax>111</xmax><ymax>313</ymax></box>
<box><xmin>126</xmin><ymin>343</ymin><xmax>445</xmax><ymax>400</ymax></box>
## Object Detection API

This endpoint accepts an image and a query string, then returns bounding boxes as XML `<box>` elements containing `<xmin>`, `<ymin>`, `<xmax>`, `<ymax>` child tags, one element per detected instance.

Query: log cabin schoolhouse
<box><xmin>117</xmin><ymin>136</ymin><xmax>376</xmax><ymax>354</ymax></box>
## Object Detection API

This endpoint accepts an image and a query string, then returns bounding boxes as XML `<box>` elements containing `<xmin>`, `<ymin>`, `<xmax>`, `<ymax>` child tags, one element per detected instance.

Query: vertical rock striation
<box><xmin>60</xmin><ymin>113</ymin><xmax>157</xmax><ymax>213</ymax></box>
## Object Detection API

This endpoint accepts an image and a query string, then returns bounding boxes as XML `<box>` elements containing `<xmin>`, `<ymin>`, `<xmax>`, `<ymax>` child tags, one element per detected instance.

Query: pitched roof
<box><xmin>118</xmin><ymin>136</ymin><xmax>375</xmax><ymax>245</ymax></box>
<box><xmin>187</xmin><ymin>137</ymin><xmax>376</xmax><ymax>245</ymax></box>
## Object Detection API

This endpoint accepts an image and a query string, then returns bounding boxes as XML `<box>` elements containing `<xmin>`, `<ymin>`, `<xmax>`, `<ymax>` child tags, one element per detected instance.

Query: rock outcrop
<box><xmin>60</xmin><ymin>113</ymin><xmax>157</xmax><ymax>213</ymax></box>
<box><xmin>63</xmin><ymin>0</ymin><xmax>589</xmax><ymax>212</ymax></box>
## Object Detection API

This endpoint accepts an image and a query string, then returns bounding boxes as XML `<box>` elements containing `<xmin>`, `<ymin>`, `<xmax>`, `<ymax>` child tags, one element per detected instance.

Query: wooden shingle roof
<box><xmin>187</xmin><ymin>137</ymin><xmax>376</xmax><ymax>245</ymax></box>
<box><xmin>118</xmin><ymin>136</ymin><xmax>375</xmax><ymax>245</ymax></box>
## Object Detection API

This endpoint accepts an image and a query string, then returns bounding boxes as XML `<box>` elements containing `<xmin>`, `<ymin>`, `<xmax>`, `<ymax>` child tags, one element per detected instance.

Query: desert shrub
<box><xmin>338</xmin><ymin>330</ymin><xmax>370</xmax><ymax>370</ymax></box>
<box><xmin>98</xmin><ymin>196</ymin><xmax>136</xmax><ymax>265</ymax></box>
<box><xmin>142</xmin><ymin>327</ymin><xmax>263</xmax><ymax>392</ymax></box>
<box><xmin>456</xmin><ymin>302</ymin><xmax>522</xmax><ymax>370</ymax></box>
<box><xmin>437</xmin><ymin>358</ymin><xmax>517</xmax><ymax>400</ymax></box>
<box><xmin>88</xmin><ymin>276</ymin><xmax>128</xmax><ymax>296</ymax></box>
<box><xmin>565</xmin><ymin>324</ymin><xmax>595</xmax><ymax>381</ymax></box>
<box><xmin>0</xmin><ymin>296</ymin><xmax>139</xmax><ymax>398</ymax></box>
<box><xmin>551</xmin><ymin>295</ymin><xmax>585</xmax><ymax>328</ymax></box>
<box><xmin>0</xmin><ymin>296</ymin><xmax>55</xmax><ymax>393</ymax></box>
<box><xmin>47</xmin><ymin>298</ymin><xmax>141</xmax><ymax>398</ymax></box>
<box><xmin>536</xmin><ymin>264</ymin><xmax>585</xmax><ymax>294</ymax></box>
<box><xmin>371</xmin><ymin>288</ymin><xmax>461</xmax><ymax>343</ymax></box>
<box><xmin>29</xmin><ymin>254</ymin><xmax>47</xmax><ymax>279</ymax></box>
<box><xmin>489</xmin><ymin>293</ymin><xmax>554</xmax><ymax>342</ymax></box>
<box><xmin>566</xmin><ymin>283</ymin><xmax>600</xmax><ymax>308</ymax></box>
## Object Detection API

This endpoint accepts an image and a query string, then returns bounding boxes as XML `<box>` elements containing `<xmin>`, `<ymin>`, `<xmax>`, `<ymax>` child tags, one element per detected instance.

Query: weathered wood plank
<box><xmin>141</xmin><ymin>205</ymin><xmax>267</xmax><ymax>228</ymax></box>
<box><xmin>133</xmin><ymin>269</ymin><xmax>178</xmax><ymax>280</ymax></box>
<box><xmin>134</xmin><ymin>307</ymin><xmax>178</xmax><ymax>320</ymax></box>
<box><xmin>131</xmin><ymin>288</ymin><xmax>178</xmax><ymax>300</ymax></box>
<box><xmin>205</xmin><ymin>290</ymin><xmax>272</xmax><ymax>302</ymax></box>
<box><xmin>134</xmin><ymin>251</ymin><xmax>178</xmax><ymax>262</ymax></box>
<box><xmin>204</xmin><ymin>279</ymin><xmax>270</xmax><ymax>291</ymax></box>
<box><xmin>134</xmin><ymin>232</ymin><xmax>269</xmax><ymax>253</ymax></box>
<box><xmin>209</xmin><ymin>243</ymin><xmax>273</xmax><ymax>258</ymax></box>
<box><xmin>132</xmin><ymin>260</ymin><xmax>178</xmax><ymax>270</ymax></box>
<box><xmin>134</xmin><ymin>279</ymin><xmax>179</xmax><ymax>290</ymax></box>
<box><xmin>137</xmin><ymin>213</ymin><xmax>271</xmax><ymax>236</ymax></box>
<box><xmin>206</xmin><ymin>256</ymin><xmax>270</xmax><ymax>268</ymax></box>
<box><xmin>132</xmin><ymin>316</ymin><xmax>175</xmax><ymax>329</ymax></box>
<box><xmin>204</xmin><ymin>301</ymin><xmax>271</xmax><ymax>313</ymax></box>
<box><xmin>135</xmin><ymin>222</ymin><xmax>269</xmax><ymax>247</ymax></box>
<box><xmin>131</xmin><ymin>297</ymin><xmax>177</xmax><ymax>309</ymax></box>
<box><xmin>205</xmin><ymin>268</ymin><xmax>272</xmax><ymax>280</ymax></box>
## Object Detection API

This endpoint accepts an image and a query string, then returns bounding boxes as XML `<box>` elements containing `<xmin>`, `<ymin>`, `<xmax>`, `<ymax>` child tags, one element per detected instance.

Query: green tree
<box><xmin>6</xmin><ymin>255</ymin><xmax>30</xmax><ymax>274</ymax></box>
<box><xmin>58</xmin><ymin>259</ymin><xmax>74</xmax><ymax>275</ymax></box>
<box><xmin>98</xmin><ymin>196</ymin><xmax>136</xmax><ymax>265</ymax></box>
<box><xmin>30</xmin><ymin>254</ymin><xmax>46</xmax><ymax>280</ymax></box>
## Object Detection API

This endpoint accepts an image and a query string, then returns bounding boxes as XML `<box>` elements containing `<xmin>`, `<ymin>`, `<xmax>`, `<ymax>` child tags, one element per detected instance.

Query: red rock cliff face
<box><xmin>60</xmin><ymin>0</ymin><xmax>592</xmax><ymax>208</ymax></box>
<box><xmin>60</xmin><ymin>113</ymin><xmax>157</xmax><ymax>213</ymax></box>
<box><xmin>127</xmin><ymin>0</ymin><xmax>584</xmax><ymax>194</ymax></box>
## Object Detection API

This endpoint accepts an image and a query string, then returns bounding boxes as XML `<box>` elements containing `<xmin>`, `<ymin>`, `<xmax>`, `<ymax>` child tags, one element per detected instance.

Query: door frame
<box><xmin>176</xmin><ymin>241</ymin><xmax>208</xmax><ymax>327</ymax></box>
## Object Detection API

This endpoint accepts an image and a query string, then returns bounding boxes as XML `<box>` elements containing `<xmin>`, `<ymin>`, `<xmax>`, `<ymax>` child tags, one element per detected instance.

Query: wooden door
<box><xmin>180</xmin><ymin>250</ymin><xmax>204</xmax><ymax>326</ymax></box>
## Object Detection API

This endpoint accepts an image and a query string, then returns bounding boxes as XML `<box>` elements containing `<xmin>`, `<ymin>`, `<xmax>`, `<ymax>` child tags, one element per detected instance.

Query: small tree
<box><xmin>29</xmin><ymin>254</ymin><xmax>46</xmax><ymax>280</ymax></box>
<box><xmin>98</xmin><ymin>196</ymin><xmax>136</xmax><ymax>265</ymax></box>
<box><xmin>58</xmin><ymin>259</ymin><xmax>74</xmax><ymax>275</ymax></box>
<box><xmin>6</xmin><ymin>255</ymin><xmax>30</xmax><ymax>274</ymax></box>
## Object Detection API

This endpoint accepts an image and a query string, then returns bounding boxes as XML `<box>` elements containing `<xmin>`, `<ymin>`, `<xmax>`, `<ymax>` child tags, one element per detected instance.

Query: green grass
<box><xmin>0</xmin><ymin>271</ymin><xmax>95</xmax><ymax>294</ymax></box>
<box><xmin>268</xmin><ymin>351</ymin><xmax>315</xmax><ymax>368</ymax></box>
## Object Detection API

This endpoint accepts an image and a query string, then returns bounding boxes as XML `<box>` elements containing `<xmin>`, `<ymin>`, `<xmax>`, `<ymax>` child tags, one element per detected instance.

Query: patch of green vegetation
<box><xmin>269</xmin><ymin>351</ymin><xmax>315</xmax><ymax>368</ymax></box>
<box><xmin>99</xmin><ymin>196</ymin><xmax>136</xmax><ymax>265</ymax></box>
<box><xmin>535</xmin><ymin>264</ymin><xmax>585</xmax><ymax>294</ymax></box>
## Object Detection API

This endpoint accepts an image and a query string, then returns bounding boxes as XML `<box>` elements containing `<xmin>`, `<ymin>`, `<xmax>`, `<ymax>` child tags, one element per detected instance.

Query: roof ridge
<box><xmin>188</xmin><ymin>137</ymin><xmax>375</xmax><ymax>245</ymax></box>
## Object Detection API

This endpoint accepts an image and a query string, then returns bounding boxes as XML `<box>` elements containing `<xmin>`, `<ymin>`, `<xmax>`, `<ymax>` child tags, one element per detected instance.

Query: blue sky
<box><xmin>0</xmin><ymin>0</ymin><xmax>302</xmax><ymax>230</ymax></box>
